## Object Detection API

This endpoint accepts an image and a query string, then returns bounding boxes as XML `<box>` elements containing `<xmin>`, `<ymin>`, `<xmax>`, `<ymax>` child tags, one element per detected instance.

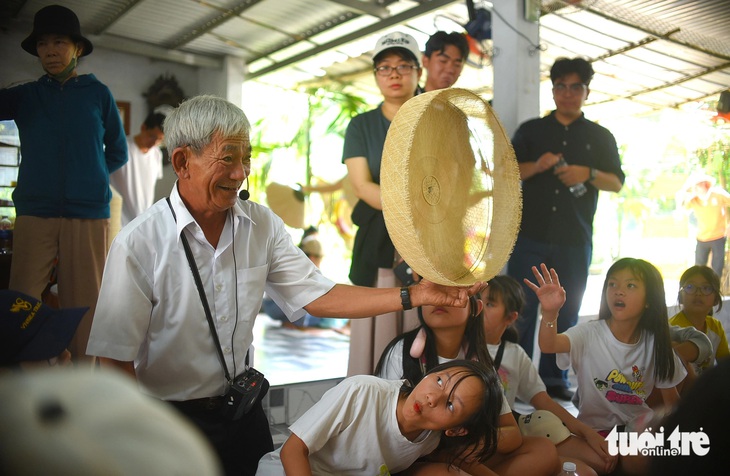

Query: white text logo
<box><xmin>606</xmin><ymin>426</ymin><xmax>710</xmax><ymax>456</ymax></box>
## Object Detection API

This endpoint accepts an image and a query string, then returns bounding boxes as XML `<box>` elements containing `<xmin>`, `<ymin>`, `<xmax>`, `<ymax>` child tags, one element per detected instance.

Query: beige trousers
<box><xmin>10</xmin><ymin>216</ymin><xmax>109</xmax><ymax>365</ymax></box>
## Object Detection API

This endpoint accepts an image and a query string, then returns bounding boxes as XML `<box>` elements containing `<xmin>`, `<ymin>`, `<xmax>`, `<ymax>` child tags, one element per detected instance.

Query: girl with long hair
<box><xmin>376</xmin><ymin>296</ymin><xmax>559</xmax><ymax>476</ymax></box>
<box><xmin>529</xmin><ymin>259</ymin><xmax>687</xmax><ymax>475</ymax></box>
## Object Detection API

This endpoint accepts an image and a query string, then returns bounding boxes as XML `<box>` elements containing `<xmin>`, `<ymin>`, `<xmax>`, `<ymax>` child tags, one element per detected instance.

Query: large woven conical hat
<box><xmin>381</xmin><ymin>88</ymin><xmax>521</xmax><ymax>286</ymax></box>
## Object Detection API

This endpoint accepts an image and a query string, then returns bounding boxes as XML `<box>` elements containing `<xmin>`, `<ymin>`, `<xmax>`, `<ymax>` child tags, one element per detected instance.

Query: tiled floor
<box><xmin>252</xmin><ymin>314</ymin><xmax>350</xmax><ymax>387</ymax></box>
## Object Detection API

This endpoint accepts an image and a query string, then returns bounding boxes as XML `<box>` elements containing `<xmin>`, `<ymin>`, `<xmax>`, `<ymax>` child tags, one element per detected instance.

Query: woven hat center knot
<box><xmin>422</xmin><ymin>176</ymin><xmax>441</xmax><ymax>205</ymax></box>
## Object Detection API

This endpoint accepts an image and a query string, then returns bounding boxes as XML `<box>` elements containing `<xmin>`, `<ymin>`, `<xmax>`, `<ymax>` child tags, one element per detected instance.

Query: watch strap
<box><xmin>400</xmin><ymin>287</ymin><xmax>413</xmax><ymax>310</ymax></box>
<box><xmin>589</xmin><ymin>167</ymin><xmax>598</xmax><ymax>181</ymax></box>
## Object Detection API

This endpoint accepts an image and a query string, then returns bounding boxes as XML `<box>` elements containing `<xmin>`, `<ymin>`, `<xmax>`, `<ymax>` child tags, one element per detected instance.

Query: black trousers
<box><xmin>171</xmin><ymin>399</ymin><xmax>274</xmax><ymax>476</ymax></box>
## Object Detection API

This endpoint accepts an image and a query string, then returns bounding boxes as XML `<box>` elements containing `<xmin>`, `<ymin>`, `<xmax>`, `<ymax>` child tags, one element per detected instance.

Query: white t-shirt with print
<box><xmin>256</xmin><ymin>376</ymin><xmax>439</xmax><ymax>476</ymax></box>
<box><xmin>487</xmin><ymin>341</ymin><xmax>546</xmax><ymax>408</ymax></box>
<box><xmin>557</xmin><ymin>320</ymin><xmax>687</xmax><ymax>431</ymax></box>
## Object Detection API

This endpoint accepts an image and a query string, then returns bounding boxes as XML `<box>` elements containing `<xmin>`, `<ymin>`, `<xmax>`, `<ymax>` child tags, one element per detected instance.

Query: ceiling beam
<box><xmin>168</xmin><ymin>0</ymin><xmax>265</xmax><ymax>49</ymax></box>
<box><xmin>91</xmin><ymin>0</ymin><xmax>145</xmax><ymax>34</ymax></box>
<box><xmin>583</xmin><ymin>3</ymin><xmax>730</xmax><ymax>62</ymax></box>
<box><xmin>324</xmin><ymin>0</ymin><xmax>390</xmax><ymax>19</ymax></box>
<box><xmin>92</xmin><ymin>33</ymin><xmax>222</xmax><ymax>68</ymax></box>
<box><xmin>246</xmin><ymin>0</ymin><xmax>457</xmax><ymax>80</ymax></box>
<box><xmin>588</xmin><ymin>62</ymin><xmax>730</xmax><ymax>107</ymax></box>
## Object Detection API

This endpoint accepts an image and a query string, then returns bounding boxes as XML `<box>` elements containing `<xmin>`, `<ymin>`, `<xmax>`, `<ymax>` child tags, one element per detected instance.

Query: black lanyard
<box><xmin>167</xmin><ymin>197</ymin><xmax>247</xmax><ymax>384</ymax></box>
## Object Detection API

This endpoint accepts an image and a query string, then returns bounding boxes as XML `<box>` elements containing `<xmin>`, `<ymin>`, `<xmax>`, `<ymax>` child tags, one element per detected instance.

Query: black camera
<box><xmin>222</xmin><ymin>367</ymin><xmax>269</xmax><ymax>421</ymax></box>
<box><xmin>394</xmin><ymin>261</ymin><xmax>415</xmax><ymax>286</ymax></box>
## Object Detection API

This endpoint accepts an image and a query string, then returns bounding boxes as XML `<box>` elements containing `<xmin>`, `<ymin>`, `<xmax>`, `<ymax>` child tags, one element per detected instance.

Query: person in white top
<box><xmin>483</xmin><ymin>276</ymin><xmax>615</xmax><ymax>476</ymax></box>
<box><xmin>257</xmin><ymin>360</ymin><xmax>503</xmax><ymax>476</ymax></box>
<box><xmin>86</xmin><ymin>95</ymin><xmax>484</xmax><ymax>476</ymax></box>
<box><xmin>528</xmin><ymin>259</ymin><xmax>688</xmax><ymax>476</ymax></box>
<box><xmin>110</xmin><ymin>109</ymin><xmax>167</xmax><ymax>226</ymax></box>
<box><xmin>376</xmin><ymin>296</ymin><xmax>560</xmax><ymax>475</ymax></box>
<box><xmin>484</xmin><ymin>275</ymin><xmax>712</xmax><ymax>476</ymax></box>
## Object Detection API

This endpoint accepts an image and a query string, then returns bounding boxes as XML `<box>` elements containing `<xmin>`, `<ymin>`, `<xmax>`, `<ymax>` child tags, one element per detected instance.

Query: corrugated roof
<box><xmin>3</xmin><ymin>0</ymin><xmax>728</xmax><ymax>114</ymax></box>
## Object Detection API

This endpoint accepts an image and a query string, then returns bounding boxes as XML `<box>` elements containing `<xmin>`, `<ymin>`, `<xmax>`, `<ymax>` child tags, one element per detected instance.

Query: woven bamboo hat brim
<box><xmin>381</xmin><ymin>88</ymin><xmax>521</xmax><ymax>286</ymax></box>
<box><xmin>265</xmin><ymin>182</ymin><xmax>306</xmax><ymax>229</ymax></box>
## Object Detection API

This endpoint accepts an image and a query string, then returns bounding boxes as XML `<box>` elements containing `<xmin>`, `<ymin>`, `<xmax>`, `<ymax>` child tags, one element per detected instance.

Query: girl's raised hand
<box><xmin>523</xmin><ymin>263</ymin><xmax>566</xmax><ymax>314</ymax></box>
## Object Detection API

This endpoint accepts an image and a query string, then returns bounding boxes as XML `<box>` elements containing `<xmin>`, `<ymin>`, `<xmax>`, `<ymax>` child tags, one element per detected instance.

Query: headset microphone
<box><xmin>238</xmin><ymin>177</ymin><xmax>250</xmax><ymax>201</ymax></box>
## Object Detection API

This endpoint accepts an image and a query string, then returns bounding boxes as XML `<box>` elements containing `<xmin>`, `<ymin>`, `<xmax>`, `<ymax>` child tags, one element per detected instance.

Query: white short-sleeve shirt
<box><xmin>256</xmin><ymin>377</ymin><xmax>440</xmax><ymax>475</ymax></box>
<box><xmin>487</xmin><ymin>341</ymin><xmax>546</xmax><ymax>408</ymax></box>
<box><xmin>87</xmin><ymin>184</ymin><xmax>335</xmax><ymax>400</ymax></box>
<box><xmin>557</xmin><ymin>320</ymin><xmax>687</xmax><ymax>430</ymax></box>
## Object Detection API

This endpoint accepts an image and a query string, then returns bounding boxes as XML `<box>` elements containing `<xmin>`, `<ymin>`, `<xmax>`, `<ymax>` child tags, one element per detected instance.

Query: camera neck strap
<box><xmin>167</xmin><ymin>198</ymin><xmax>249</xmax><ymax>384</ymax></box>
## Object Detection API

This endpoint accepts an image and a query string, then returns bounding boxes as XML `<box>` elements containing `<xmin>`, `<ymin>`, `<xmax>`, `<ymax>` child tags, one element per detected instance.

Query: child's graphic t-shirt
<box><xmin>557</xmin><ymin>320</ymin><xmax>686</xmax><ymax>431</ymax></box>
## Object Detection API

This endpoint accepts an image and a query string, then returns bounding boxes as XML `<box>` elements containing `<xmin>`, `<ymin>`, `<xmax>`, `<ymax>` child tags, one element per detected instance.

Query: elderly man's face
<box><xmin>183</xmin><ymin>131</ymin><xmax>251</xmax><ymax>214</ymax></box>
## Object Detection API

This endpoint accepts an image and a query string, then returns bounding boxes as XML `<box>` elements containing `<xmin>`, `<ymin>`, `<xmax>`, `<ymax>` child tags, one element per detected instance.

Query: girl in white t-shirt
<box><xmin>256</xmin><ymin>360</ymin><xmax>503</xmax><ymax>476</ymax></box>
<box><xmin>527</xmin><ymin>259</ymin><xmax>687</xmax><ymax>476</ymax></box>
<box><xmin>483</xmin><ymin>275</ymin><xmax>616</xmax><ymax>476</ymax></box>
<box><xmin>375</xmin><ymin>296</ymin><xmax>560</xmax><ymax>476</ymax></box>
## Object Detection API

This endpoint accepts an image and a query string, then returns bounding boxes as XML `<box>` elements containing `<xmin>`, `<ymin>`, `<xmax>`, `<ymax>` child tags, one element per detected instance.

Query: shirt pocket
<box><xmin>236</xmin><ymin>264</ymin><xmax>268</xmax><ymax>322</ymax></box>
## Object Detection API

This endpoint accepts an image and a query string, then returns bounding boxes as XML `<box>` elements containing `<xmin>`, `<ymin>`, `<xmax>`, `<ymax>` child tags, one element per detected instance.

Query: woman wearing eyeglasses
<box><xmin>670</xmin><ymin>265</ymin><xmax>730</xmax><ymax>373</ymax></box>
<box><xmin>343</xmin><ymin>32</ymin><xmax>423</xmax><ymax>376</ymax></box>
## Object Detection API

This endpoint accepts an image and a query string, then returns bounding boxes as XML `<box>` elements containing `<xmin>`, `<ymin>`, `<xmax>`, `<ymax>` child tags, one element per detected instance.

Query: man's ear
<box><xmin>507</xmin><ymin>310</ymin><xmax>519</xmax><ymax>325</ymax></box>
<box><xmin>444</xmin><ymin>427</ymin><xmax>468</xmax><ymax>437</ymax></box>
<box><xmin>170</xmin><ymin>147</ymin><xmax>189</xmax><ymax>178</ymax></box>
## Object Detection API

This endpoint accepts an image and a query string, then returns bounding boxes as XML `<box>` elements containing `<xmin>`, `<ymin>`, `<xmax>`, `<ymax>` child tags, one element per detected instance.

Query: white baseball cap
<box><xmin>0</xmin><ymin>368</ymin><xmax>222</xmax><ymax>475</ymax></box>
<box><xmin>372</xmin><ymin>32</ymin><xmax>421</xmax><ymax>66</ymax></box>
<box><xmin>518</xmin><ymin>409</ymin><xmax>571</xmax><ymax>445</ymax></box>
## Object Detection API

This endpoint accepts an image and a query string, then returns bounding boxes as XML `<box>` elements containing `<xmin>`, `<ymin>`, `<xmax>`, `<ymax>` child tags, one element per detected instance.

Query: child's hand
<box><xmin>524</xmin><ymin>263</ymin><xmax>566</xmax><ymax>314</ymax></box>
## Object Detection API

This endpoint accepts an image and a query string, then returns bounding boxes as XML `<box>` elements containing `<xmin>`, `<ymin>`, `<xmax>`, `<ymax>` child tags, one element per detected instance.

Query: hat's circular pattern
<box><xmin>381</xmin><ymin>88</ymin><xmax>521</xmax><ymax>286</ymax></box>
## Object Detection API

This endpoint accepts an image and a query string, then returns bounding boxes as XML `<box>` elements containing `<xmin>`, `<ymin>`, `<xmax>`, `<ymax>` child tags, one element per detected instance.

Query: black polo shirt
<box><xmin>512</xmin><ymin>111</ymin><xmax>625</xmax><ymax>246</ymax></box>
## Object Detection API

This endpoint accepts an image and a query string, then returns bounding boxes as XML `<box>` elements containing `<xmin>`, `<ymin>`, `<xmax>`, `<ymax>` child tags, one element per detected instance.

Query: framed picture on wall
<box><xmin>116</xmin><ymin>101</ymin><xmax>130</xmax><ymax>136</ymax></box>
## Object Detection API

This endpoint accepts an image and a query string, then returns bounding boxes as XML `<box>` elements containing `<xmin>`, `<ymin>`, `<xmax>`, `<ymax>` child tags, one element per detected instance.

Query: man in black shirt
<box><xmin>507</xmin><ymin>57</ymin><xmax>625</xmax><ymax>400</ymax></box>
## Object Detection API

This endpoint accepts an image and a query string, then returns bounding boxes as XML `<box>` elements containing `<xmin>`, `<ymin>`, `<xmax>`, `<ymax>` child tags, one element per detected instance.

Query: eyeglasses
<box><xmin>552</xmin><ymin>83</ymin><xmax>587</xmax><ymax>95</ymax></box>
<box><xmin>374</xmin><ymin>64</ymin><xmax>417</xmax><ymax>76</ymax></box>
<box><xmin>681</xmin><ymin>284</ymin><xmax>715</xmax><ymax>296</ymax></box>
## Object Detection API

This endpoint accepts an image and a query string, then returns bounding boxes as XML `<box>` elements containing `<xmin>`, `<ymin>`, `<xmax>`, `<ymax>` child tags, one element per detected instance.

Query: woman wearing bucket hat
<box><xmin>0</xmin><ymin>5</ymin><xmax>128</xmax><ymax>365</ymax></box>
<box><xmin>342</xmin><ymin>32</ymin><xmax>423</xmax><ymax>376</ymax></box>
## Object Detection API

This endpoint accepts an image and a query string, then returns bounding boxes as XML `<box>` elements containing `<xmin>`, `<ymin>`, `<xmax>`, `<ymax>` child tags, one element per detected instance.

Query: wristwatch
<box><xmin>589</xmin><ymin>168</ymin><xmax>598</xmax><ymax>181</ymax></box>
<box><xmin>400</xmin><ymin>287</ymin><xmax>413</xmax><ymax>310</ymax></box>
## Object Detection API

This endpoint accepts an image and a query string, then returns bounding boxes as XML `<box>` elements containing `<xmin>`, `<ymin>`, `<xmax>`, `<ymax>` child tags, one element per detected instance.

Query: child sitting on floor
<box><xmin>375</xmin><ymin>295</ymin><xmax>559</xmax><ymax>476</ymax></box>
<box><xmin>528</xmin><ymin>259</ymin><xmax>688</xmax><ymax>476</ymax></box>
<box><xmin>670</xmin><ymin>265</ymin><xmax>729</xmax><ymax>372</ymax></box>
<box><xmin>481</xmin><ymin>275</ymin><xmax>614</xmax><ymax>476</ymax></box>
<box><xmin>484</xmin><ymin>274</ymin><xmax>712</xmax><ymax>475</ymax></box>
<box><xmin>255</xmin><ymin>360</ymin><xmax>503</xmax><ymax>476</ymax></box>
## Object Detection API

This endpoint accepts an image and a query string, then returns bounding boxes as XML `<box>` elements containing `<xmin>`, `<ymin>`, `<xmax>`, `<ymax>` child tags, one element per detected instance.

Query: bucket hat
<box><xmin>21</xmin><ymin>5</ymin><xmax>94</xmax><ymax>57</ymax></box>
